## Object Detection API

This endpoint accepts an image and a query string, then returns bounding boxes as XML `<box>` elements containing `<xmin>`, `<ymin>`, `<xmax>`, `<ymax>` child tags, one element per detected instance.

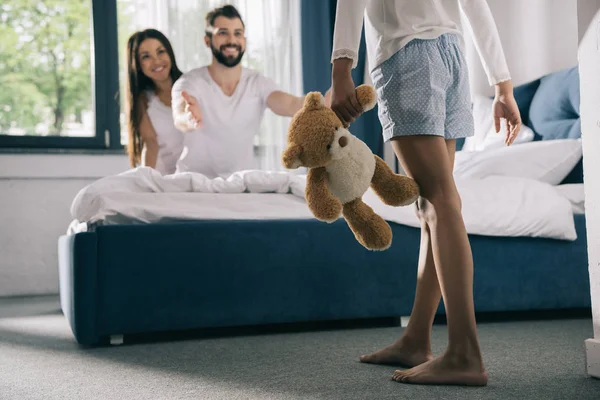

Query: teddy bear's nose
<box><xmin>338</xmin><ymin>136</ymin><xmax>348</xmax><ymax>148</ymax></box>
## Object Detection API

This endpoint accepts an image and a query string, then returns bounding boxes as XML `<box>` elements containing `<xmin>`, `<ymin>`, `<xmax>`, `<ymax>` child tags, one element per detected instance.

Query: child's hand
<box><xmin>331</xmin><ymin>58</ymin><xmax>362</xmax><ymax>127</ymax></box>
<box><xmin>493</xmin><ymin>82</ymin><xmax>521</xmax><ymax>146</ymax></box>
<box><xmin>182</xmin><ymin>90</ymin><xmax>202</xmax><ymax>129</ymax></box>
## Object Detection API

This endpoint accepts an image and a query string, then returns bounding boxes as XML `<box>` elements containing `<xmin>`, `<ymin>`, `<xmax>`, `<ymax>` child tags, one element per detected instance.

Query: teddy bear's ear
<box><xmin>281</xmin><ymin>143</ymin><xmax>304</xmax><ymax>169</ymax></box>
<box><xmin>303</xmin><ymin>92</ymin><xmax>324</xmax><ymax>111</ymax></box>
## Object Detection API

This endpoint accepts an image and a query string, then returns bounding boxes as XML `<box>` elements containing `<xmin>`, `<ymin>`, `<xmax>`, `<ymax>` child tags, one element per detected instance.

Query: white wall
<box><xmin>0</xmin><ymin>154</ymin><xmax>129</xmax><ymax>297</ymax></box>
<box><xmin>464</xmin><ymin>0</ymin><xmax>579</xmax><ymax>96</ymax></box>
<box><xmin>578</xmin><ymin>0</ymin><xmax>600</xmax><ymax>379</ymax></box>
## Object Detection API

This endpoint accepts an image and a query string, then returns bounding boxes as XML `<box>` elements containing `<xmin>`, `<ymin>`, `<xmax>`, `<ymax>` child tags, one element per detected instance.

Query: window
<box><xmin>0</xmin><ymin>0</ymin><xmax>302</xmax><ymax>172</ymax></box>
<box><xmin>0</xmin><ymin>0</ymin><xmax>120</xmax><ymax>150</ymax></box>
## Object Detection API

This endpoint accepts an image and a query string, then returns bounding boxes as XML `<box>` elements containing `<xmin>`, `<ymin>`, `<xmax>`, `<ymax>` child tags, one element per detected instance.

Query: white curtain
<box><xmin>120</xmin><ymin>0</ymin><xmax>303</xmax><ymax>171</ymax></box>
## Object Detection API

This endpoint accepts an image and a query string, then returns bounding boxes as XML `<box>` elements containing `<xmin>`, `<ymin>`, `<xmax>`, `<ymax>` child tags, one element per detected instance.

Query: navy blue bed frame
<box><xmin>58</xmin><ymin>215</ymin><xmax>589</xmax><ymax>345</ymax></box>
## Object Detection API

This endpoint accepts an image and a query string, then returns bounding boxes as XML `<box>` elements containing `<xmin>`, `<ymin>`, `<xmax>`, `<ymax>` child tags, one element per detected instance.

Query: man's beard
<box><xmin>211</xmin><ymin>42</ymin><xmax>244</xmax><ymax>68</ymax></box>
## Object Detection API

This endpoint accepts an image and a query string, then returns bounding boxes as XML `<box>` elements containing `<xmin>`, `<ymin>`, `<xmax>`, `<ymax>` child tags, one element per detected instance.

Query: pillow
<box><xmin>512</xmin><ymin>78</ymin><xmax>541</xmax><ymax>129</ymax></box>
<box><xmin>528</xmin><ymin>66</ymin><xmax>581</xmax><ymax>140</ymax></box>
<box><xmin>462</xmin><ymin>95</ymin><xmax>536</xmax><ymax>151</ymax></box>
<box><xmin>554</xmin><ymin>183</ymin><xmax>585</xmax><ymax>214</ymax></box>
<box><xmin>454</xmin><ymin>138</ymin><xmax>582</xmax><ymax>185</ymax></box>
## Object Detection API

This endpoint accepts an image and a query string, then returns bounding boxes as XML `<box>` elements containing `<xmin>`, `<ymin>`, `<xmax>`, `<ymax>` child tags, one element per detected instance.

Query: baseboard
<box><xmin>585</xmin><ymin>338</ymin><xmax>600</xmax><ymax>378</ymax></box>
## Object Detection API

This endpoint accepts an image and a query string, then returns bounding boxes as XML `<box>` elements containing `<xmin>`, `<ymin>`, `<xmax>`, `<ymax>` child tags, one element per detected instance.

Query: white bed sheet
<box><xmin>68</xmin><ymin>167</ymin><xmax>577</xmax><ymax>241</ymax></box>
<box><xmin>67</xmin><ymin>192</ymin><xmax>312</xmax><ymax>234</ymax></box>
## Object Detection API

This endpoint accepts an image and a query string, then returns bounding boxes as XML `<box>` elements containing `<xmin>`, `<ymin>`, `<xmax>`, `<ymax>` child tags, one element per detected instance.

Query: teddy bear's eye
<box><xmin>326</xmin><ymin>144</ymin><xmax>331</xmax><ymax>151</ymax></box>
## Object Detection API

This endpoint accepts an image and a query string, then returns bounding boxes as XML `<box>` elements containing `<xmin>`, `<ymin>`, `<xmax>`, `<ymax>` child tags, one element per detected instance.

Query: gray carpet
<box><xmin>0</xmin><ymin>296</ymin><xmax>599</xmax><ymax>400</ymax></box>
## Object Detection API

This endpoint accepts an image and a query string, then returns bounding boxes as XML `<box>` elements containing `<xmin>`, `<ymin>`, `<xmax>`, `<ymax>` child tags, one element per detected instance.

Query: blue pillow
<box><xmin>528</xmin><ymin>66</ymin><xmax>581</xmax><ymax>140</ymax></box>
<box><xmin>512</xmin><ymin>78</ymin><xmax>541</xmax><ymax>128</ymax></box>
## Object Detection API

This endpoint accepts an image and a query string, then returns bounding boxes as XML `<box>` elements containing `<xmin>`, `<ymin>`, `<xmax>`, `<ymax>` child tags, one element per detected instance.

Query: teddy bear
<box><xmin>281</xmin><ymin>84</ymin><xmax>420</xmax><ymax>251</ymax></box>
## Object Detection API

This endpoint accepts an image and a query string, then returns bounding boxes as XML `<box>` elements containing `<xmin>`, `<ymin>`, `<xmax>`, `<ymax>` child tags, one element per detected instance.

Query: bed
<box><xmin>58</xmin><ymin>66</ymin><xmax>590</xmax><ymax>346</ymax></box>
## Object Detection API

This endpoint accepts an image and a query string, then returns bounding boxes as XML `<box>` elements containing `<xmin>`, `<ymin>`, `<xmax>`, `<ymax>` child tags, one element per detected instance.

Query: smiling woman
<box><xmin>124</xmin><ymin>29</ymin><xmax>184</xmax><ymax>174</ymax></box>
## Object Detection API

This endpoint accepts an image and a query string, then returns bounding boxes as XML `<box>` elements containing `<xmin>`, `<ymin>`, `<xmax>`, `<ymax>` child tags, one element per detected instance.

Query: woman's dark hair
<box><xmin>125</xmin><ymin>29</ymin><xmax>182</xmax><ymax>167</ymax></box>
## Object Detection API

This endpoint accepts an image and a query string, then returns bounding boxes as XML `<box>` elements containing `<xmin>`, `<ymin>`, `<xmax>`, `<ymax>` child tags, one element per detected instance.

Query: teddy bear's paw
<box><xmin>373</xmin><ymin>175</ymin><xmax>420</xmax><ymax>207</ymax></box>
<box><xmin>315</xmin><ymin>212</ymin><xmax>341</xmax><ymax>224</ymax></box>
<box><xmin>309</xmin><ymin>198</ymin><xmax>342</xmax><ymax>223</ymax></box>
<box><xmin>371</xmin><ymin>156</ymin><xmax>420</xmax><ymax>207</ymax></box>
<box><xmin>342</xmin><ymin>199</ymin><xmax>393</xmax><ymax>251</ymax></box>
<box><xmin>355</xmin><ymin>224</ymin><xmax>392</xmax><ymax>251</ymax></box>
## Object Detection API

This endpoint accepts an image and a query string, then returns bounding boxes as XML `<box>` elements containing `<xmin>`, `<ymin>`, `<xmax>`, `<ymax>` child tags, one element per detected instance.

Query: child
<box><xmin>330</xmin><ymin>0</ymin><xmax>522</xmax><ymax>386</ymax></box>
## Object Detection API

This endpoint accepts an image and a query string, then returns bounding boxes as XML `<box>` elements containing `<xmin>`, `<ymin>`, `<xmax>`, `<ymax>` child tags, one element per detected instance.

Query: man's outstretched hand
<box><xmin>182</xmin><ymin>90</ymin><xmax>202</xmax><ymax>129</ymax></box>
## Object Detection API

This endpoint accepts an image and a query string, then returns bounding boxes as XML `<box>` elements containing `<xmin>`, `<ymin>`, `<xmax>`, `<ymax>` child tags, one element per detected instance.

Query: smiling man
<box><xmin>172</xmin><ymin>4</ymin><xmax>326</xmax><ymax>178</ymax></box>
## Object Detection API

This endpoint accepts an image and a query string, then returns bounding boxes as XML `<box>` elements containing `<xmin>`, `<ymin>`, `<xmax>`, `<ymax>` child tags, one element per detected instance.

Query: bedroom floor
<box><xmin>1</xmin><ymin>296</ymin><xmax>599</xmax><ymax>400</ymax></box>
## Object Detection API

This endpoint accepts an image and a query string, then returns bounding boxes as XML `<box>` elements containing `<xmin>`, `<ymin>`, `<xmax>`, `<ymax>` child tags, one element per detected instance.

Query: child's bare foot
<box><xmin>391</xmin><ymin>351</ymin><xmax>488</xmax><ymax>386</ymax></box>
<box><xmin>360</xmin><ymin>336</ymin><xmax>433</xmax><ymax>367</ymax></box>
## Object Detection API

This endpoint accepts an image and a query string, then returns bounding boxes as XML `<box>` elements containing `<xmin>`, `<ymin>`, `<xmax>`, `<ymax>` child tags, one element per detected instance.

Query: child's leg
<box><xmin>360</xmin><ymin>140</ymin><xmax>457</xmax><ymax>367</ymax></box>
<box><xmin>360</xmin><ymin>218</ymin><xmax>438</xmax><ymax>367</ymax></box>
<box><xmin>389</xmin><ymin>135</ymin><xmax>487</xmax><ymax>386</ymax></box>
<box><xmin>368</xmin><ymin>33</ymin><xmax>484</xmax><ymax>385</ymax></box>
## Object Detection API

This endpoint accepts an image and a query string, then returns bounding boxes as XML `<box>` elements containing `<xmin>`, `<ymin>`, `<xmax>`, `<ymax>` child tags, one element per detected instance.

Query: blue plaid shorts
<box><xmin>371</xmin><ymin>34</ymin><xmax>475</xmax><ymax>142</ymax></box>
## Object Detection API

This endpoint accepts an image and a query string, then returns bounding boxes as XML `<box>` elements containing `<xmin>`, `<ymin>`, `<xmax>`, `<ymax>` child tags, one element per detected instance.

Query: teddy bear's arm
<box><xmin>370</xmin><ymin>155</ymin><xmax>420</xmax><ymax>207</ymax></box>
<box><xmin>306</xmin><ymin>167</ymin><xmax>342</xmax><ymax>223</ymax></box>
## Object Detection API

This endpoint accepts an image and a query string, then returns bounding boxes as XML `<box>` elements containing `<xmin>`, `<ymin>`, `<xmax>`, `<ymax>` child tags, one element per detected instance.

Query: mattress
<box><xmin>68</xmin><ymin>193</ymin><xmax>312</xmax><ymax>233</ymax></box>
<box><xmin>68</xmin><ymin>168</ymin><xmax>579</xmax><ymax>241</ymax></box>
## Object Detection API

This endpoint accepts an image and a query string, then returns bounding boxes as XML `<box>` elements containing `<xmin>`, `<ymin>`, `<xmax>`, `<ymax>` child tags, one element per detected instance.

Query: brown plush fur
<box><xmin>306</xmin><ymin>167</ymin><xmax>343</xmax><ymax>222</ymax></box>
<box><xmin>371</xmin><ymin>155</ymin><xmax>420</xmax><ymax>206</ymax></box>
<box><xmin>282</xmin><ymin>84</ymin><xmax>420</xmax><ymax>251</ymax></box>
<box><xmin>343</xmin><ymin>198</ymin><xmax>393</xmax><ymax>251</ymax></box>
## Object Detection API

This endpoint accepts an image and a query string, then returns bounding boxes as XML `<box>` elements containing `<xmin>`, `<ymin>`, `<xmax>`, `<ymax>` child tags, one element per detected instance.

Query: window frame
<box><xmin>0</xmin><ymin>0</ymin><xmax>122</xmax><ymax>151</ymax></box>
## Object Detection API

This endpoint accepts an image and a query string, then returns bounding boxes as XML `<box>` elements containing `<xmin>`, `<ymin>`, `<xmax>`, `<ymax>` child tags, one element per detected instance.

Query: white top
<box><xmin>171</xmin><ymin>66</ymin><xmax>279</xmax><ymax>178</ymax></box>
<box><xmin>331</xmin><ymin>0</ymin><xmax>511</xmax><ymax>86</ymax></box>
<box><xmin>143</xmin><ymin>91</ymin><xmax>184</xmax><ymax>175</ymax></box>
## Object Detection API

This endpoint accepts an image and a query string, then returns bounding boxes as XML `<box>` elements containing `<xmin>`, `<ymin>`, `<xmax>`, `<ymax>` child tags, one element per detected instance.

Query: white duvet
<box><xmin>68</xmin><ymin>167</ymin><xmax>577</xmax><ymax>241</ymax></box>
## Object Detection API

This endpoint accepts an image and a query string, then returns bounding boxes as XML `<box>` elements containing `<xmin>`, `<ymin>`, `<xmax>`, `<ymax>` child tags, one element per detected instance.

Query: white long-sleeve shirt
<box><xmin>332</xmin><ymin>0</ymin><xmax>511</xmax><ymax>86</ymax></box>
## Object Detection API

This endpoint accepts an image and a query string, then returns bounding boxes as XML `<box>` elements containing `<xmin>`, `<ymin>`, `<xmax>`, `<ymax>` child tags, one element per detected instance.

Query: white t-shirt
<box><xmin>171</xmin><ymin>66</ymin><xmax>279</xmax><ymax>178</ymax></box>
<box><xmin>143</xmin><ymin>90</ymin><xmax>184</xmax><ymax>175</ymax></box>
<box><xmin>332</xmin><ymin>0</ymin><xmax>511</xmax><ymax>86</ymax></box>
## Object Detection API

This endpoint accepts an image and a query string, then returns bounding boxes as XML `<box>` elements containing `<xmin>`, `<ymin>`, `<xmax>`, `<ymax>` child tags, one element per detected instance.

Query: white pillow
<box><xmin>454</xmin><ymin>138</ymin><xmax>583</xmax><ymax>185</ymax></box>
<box><xmin>462</xmin><ymin>95</ymin><xmax>535</xmax><ymax>151</ymax></box>
<box><xmin>554</xmin><ymin>183</ymin><xmax>585</xmax><ymax>214</ymax></box>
